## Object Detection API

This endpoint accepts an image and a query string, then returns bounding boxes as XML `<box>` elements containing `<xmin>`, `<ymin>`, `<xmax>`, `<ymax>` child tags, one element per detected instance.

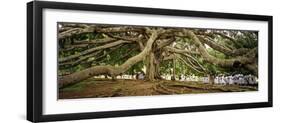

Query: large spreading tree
<box><xmin>58</xmin><ymin>23</ymin><xmax>258</xmax><ymax>88</ymax></box>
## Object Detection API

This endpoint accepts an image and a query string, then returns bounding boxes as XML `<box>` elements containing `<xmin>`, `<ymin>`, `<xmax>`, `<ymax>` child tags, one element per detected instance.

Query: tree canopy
<box><xmin>58</xmin><ymin>23</ymin><xmax>258</xmax><ymax>88</ymax></box>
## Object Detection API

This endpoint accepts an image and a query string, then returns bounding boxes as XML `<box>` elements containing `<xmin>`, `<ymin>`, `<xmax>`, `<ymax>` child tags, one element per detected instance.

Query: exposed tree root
<box><xmin>59</xmin><ymin>79</ymin><xmax>258</xmax><ymax>99</ymax></box>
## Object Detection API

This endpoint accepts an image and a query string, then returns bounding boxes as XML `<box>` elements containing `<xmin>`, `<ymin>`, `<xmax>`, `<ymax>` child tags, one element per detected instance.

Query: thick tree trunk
<box><xmin>208</xmin><ymin>74</ymin><xmax>215</xmax><ymax>84</ymax></box>
<box><xmin>171</xmin><ymin>55</ymin><xmax>176</xmax><ymax>81</ymax></box>
<box><xmin>154</xmin><ymin>62</ymin><xmax>163</xmax><ymax>79</ymax></box>
<box><xmin>145</xmin><ymin>52</ymin><xmax>163</xmax><ymax>81</ymax></box>
<box><xmin>147</xmin><ymin>52</ymin><xmax>155</xmax><ymax>81</ymax></box>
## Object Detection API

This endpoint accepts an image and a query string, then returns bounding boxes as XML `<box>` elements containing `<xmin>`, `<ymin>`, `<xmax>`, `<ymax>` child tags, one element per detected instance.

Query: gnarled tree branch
<box><xmin>177</xmin><ymin>29</ymin><xmax>255</xmax><ymax>68</ymax></box>
<box><xmin>59</xmin><ymin>40</ymin><xmax>131</xmax><ymax>63</ymax></box>
<box><xmin>59</xmin><ymin>30</ymin><xmax>159</xmax><ymax>88</ymax></box>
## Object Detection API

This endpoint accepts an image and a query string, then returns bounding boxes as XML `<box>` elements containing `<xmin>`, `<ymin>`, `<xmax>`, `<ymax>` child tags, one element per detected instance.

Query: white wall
<box><xmin>0</xmin><ymin>0</ymin><xmax>280</xmax><ymax>123</ymax></box>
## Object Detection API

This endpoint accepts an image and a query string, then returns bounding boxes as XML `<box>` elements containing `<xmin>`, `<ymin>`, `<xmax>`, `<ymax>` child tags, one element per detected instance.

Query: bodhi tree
<box><xmin>58</xmin><ymin>23</ymin><xmax>258</xmax><ymax>88</ymax></box>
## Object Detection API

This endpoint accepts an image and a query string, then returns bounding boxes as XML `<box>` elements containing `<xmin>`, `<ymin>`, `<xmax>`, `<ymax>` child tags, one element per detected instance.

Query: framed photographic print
<box><xmin>27</xmin><ymin>1</ymin><xmax>273</xmax><ymax>122</ymax></box>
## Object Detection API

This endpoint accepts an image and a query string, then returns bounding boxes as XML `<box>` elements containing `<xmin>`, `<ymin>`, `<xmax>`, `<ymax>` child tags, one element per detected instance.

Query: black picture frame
<box><xmin>27</xmin><ymin>1</ymin><xmax>273</xmax><ymax>122</ymax></box>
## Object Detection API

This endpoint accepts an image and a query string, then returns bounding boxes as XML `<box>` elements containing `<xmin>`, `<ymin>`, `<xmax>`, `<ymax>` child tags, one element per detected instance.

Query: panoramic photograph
<box><xmin>57</xmin><ymin>22</ymin><xmax>258</xmax><ymax>99</ymax></box>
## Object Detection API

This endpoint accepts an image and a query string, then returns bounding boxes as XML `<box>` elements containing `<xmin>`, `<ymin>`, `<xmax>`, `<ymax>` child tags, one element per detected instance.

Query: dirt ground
<box><xmin>59</xmin><ymin>78</ymin><xmax>258</xmax><ymax>99</ymax></box>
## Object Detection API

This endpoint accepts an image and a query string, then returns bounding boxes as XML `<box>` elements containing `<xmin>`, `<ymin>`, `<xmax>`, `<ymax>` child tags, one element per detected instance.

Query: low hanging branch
<box><xmin>73</xmin><ymin>38</ymin><xmax>117</xmax><ymax>44</ymax></box>
<box><xmin>59</xmin><ymin>30</ymin><xmax>159</xmax><ymax>88</ymax></box>
<box><xmin>59</xmin><ymin>50</ymin><xmax>102</xmax><ymax>68</ymax></box>
<box><xmin>175</xmin><ymin>55</ymin><xmax>205</xmax><ymax>74</ymax></box>
<box><xmin>58</xmin><ymin>25</ymin><xmax>145</xmax><ymax>40</ymax></box>
<box><xmin>181</xmin><ymin>53</ymin><xmax>206</xmax><ymax>72</ymax></box>
<box><xmin>178</xmin><ymin>30</ymin><xmax>256</xmax><ymax>68</ymax></box>
<box><xmin>165</xmin><ymin>46</ymin><xmax>200</xmax><ymax>55</ymax></box>
<box><xmin>59</xmin><ymin>40</ymin><xmax>131</xmax><ymax>63</ymax></box>
<box><xmin>59</xmin><ymin>44</ymin><xmax>125</xmax><ymax>68</ymax></box>
<box><xmin>165</xmin><ymin>46</ymin><xmax>206</xmax><ymax>71</ymax></box>
<box><xmin>198</xmin><ymin>36</ymin><xmax>251</xmax><ymax>56</ymax></box>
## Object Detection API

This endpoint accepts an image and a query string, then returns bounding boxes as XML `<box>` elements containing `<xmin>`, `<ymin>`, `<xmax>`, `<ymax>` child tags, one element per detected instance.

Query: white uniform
<box><xmin>221</xmin><ymin>76</ymin><xmax>227</xmax><ymax>85</ymax></box>
<box><xmin>238</xmin><ymin>77</ymin><xmax>245</xmax><ymax>85</ymax></box>
<box><xmin>203</xmin><ymin>77</ymin><xmax>209</xmax><ymax>84</ymax></box>
<box><xmin>229</xmin><ymin>76</ymin><xmax>234</xmax><ymax>85</ymax></box>
<box><xmin>215</xmin><ymin>77</ymin><xmax>219</xmax><ymax>84</ymax></box>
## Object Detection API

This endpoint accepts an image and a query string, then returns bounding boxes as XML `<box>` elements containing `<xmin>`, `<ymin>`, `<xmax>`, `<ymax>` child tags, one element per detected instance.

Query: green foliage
<box><xmin>160</xmin><ymin>60</ymin><xmax>173</xmax><ymax>75</ymax></box>
<box><xmin>207</xmin><ymin>48</ymin><xmax>226</xmax><ymax>59</ymax></box>
<box><xmin>126</xmin><ymin>62</ymin><xmax>144</xmax><ymax>75</ymax></box>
